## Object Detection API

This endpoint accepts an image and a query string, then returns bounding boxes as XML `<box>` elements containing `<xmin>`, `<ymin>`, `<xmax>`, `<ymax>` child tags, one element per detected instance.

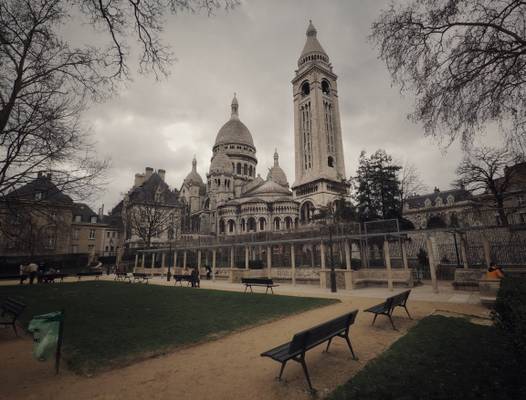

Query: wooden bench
<box><xmin>0</xmin><ymin>274</ymin><xmax>28</xmax><ymax>284</ymax></box>
<box><xmin>0</xmin><ymin>297</ymin><xmax>26</xmax><ymax>336</ymax></box>
<box><xmin>132</xmin><ymin>273</ymin><xmax>149</xmax><ymax>283</ymax></box>
<box><xmin>452</xmin><ymin>269</ymin><xmax>484</xmax><ymax>291</ymax></box>
<box><xmin>173</xmin><ymin>274</ymin><xmax>200</xmax><ymax>287</ymax></box>
<box><xmin>242</xmin><ymin>278</ymin><xmax>279</xmax><ymax>294</ymax></box>
<box><xmin>261</xmin><ymin>310</ymin><xmax>359</xmax><ymax>393</ymax></box>
<box><xmin>41</xmin><ymin>273</ymin><xmax>68</xmax><ymax>283</ymax></box>
<box><xmin>76</xmin><ymin>271</ymin><xmax>102</xmax><ymax>281</ymax></box>
<box><xmin>364</xmin><ymin>290</ymin><xmax>412</xmax><ymax>330</ymax></box>
<box><xmin>114</xmin><ymin>272</ymin><xmax>131</xmax><ymax>283</ymax></box>
<box><xmin>352</xmin><ymin>269</ymin><xmax>413</xmax><ymax>289</ymax></box>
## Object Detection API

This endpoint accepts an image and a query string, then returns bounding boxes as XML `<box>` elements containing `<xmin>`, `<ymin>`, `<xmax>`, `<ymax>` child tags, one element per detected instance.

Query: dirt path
<box><xmin>0</xmin><ymin>297</ymin><xmax>488</xmax><ymax>400</ymax></box>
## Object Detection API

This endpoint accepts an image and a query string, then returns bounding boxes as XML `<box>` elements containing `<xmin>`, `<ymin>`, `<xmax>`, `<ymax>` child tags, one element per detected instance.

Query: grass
<box><xmin>0</xmin><ymin>281</ymin><xmax>337</xmax><ymax>374</ymax></box>
<box><xmin>328</xmin><ymin>315</ymin><xmax>524</xmax><ymax>400</ymax></box>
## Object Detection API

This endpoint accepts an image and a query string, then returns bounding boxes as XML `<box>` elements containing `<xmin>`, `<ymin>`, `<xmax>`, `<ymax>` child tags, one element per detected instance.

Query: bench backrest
<box><xmin>289</xmin><ymin>310</ymin><xmax>358</xmax><ymax>354</ymax></box>
<box><xmin>242</xmin><ymin>278</ymin><xmax>273</xmax><ymax>285</ymax></box>
<box><xmin>1</xmin><ymin>297</ymin><xmax>26</xmax><ymax>318</ymax></box>
<box><xmin>384</xmin><ymin>290</ymin><xmax>411</xmax><ymax>312</ymax></box>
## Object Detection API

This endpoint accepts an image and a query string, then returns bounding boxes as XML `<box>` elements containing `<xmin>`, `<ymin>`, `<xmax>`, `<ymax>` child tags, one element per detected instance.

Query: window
<box><xmin>35</xmin><ymin>191</ymin><xmax>43</xmax><ymax>201</ymax></box>
<box><xmin>518</xmin><ymin>195</ymin><xmax>525</xmax><ymax>207</ymax></box>
<box><xmin>237</xmin><ymin>163</ymin><xmax>241</xmax><ymax>174</ymax></box>
<box><xmin>90</xmin><ymin>216</ymin><xmax>97</xmax><ymax>223</ymax></box>
<box><xmin>74</xmin><ymin>215</ymin><xmax>82</xmax><ymax>222</ymax></box>
<box><xmin>322</xmin><ymin>80</ymin><xmax>330</xmax><ymax>95</ymax></box>
<box><xmin>106</xmin><ymin>231</ymin><xmax>110</xmax><ymax>238</ymax></box>
<box><xmin>89</xmin><ymin>229</ymin><xmax>96</xmax><ymax>240</ymax></box>
<box><xmin>328</xmin><ymin>156</ymin><xmax>334</xmax><ymax>167</ymax></box>
<box><xmin>244</xmin><ymin>164</ymin><xmax>248</xmax><ymax>175</ymax></box>
<box><xmin>301</xmin><ymin>81</ymin><xmax>310</xmax><ymax>96</ymax></box>
<box><xmin>73</xmin><ymin>229</ymin><xmax>80</xmax><ymax>240</ymax></box>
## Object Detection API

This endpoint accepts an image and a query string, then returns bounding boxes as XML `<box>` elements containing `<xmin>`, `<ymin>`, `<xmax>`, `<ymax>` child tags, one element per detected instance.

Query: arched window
<box><xmin>240</xmin><ymin>219</ymin><xmax>246</xmax><ymax>232</ymax></box>
<box><xmin>247</xmin><ymin>217</ymin><xmax>256</xmax><ymax>232</ymax></box>
<box><xmin>228</xmin><ymin>220</ymin><xmax>235</xmax><ymax>234</ymax></box>
<box><xmin>237</xmin><ymin>163</ymin><xmax>241</xmax><ymax>174</ymax></box>
<box><xmin>285</xmin><ymin>217</ymin><xmax>292</xmax><ymax>230</ymax></box>
<box><xmin>259</xmin><ymin>217</ymin><xmax>266</xmax><ymax>231</ymax></box>
<box><xmin>300</xmin><ymin>201</ymin><xmax>315</xmax><ymax>223</ymax></box>
<box><xmin>301</xmin><ymin>81</ymin><xmax>310</xmax><ymax>96</ymax></box>
<box><xmin>249</xmin><ymin>165</ymin><xmax>253</xmax><ymax>177</ymax></box>
<box><xmin>274</xmin><ymin>217</ymin><xmax>280</xmax><ymax>231</ymax></box>
<box><xmin>328</xmin><ymin>156</ymin><xmax>334</xmax><ymax>167</ymax></box>
<box><xmin>322</xmin><ymin>80</ymin><xmax>330</xmax><ymax>95</ymax></box>
<box><xmin>244</xmin><ymin>164</ymin><xmax>248</xmax><ymax>175</ymax></box>
<box><xmin>219</xmin><ymin>219</ymin><xmax>225</xmax><ymax>234</ymax></box>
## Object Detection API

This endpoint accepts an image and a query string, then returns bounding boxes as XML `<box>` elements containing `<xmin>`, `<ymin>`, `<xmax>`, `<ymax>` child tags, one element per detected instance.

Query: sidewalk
<box><xmin>100</xmin><ymin>275</ymin><xmax>482</xmax><ymax>305</ymax></box>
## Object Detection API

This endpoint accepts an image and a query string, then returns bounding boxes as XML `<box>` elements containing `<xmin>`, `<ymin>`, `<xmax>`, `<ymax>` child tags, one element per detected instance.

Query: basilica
<box><xmin>179</xmin><ymin>21</ymin><xmax>349</xmax><ymax>236</ymax></box>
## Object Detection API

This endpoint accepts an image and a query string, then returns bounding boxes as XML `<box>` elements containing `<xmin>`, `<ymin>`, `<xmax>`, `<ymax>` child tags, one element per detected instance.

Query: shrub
<box><xmin>493</xmin><ymin>277</ymin><xmax>526</xmax><ymax>365</ymax></box>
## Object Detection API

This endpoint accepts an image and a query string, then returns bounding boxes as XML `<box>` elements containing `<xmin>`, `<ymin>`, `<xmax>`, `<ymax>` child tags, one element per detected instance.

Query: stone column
<box><xmin>197</xmin><ymin>249</ymin><xmax>202</xmax><ymax>269</ymax></box>
<box><xmin>183</xmin><ymin>251</ymin><xmax>187</xmax><ymax>269</ymax></box>
<box><xmin>212</xmin><ymin>249</ymin><xmax>217</xmax><ymax>281</ymax></box>
<box><xmin>141</xmin><ymin>253</ymin><xmax>145</xmax><ymax>268</ymax></box>
<box><xmin>174</xmin><ymin>251</ymin><xmax>178</xmax><ymax>269</ymax></box>
<box><xmin>245</xmin><ymin>246</ymin><xmax>249</xmax><ymax>270</ymax></box>
<box><xmin>266</xmin><ymin>245</ymin><xmax>272</xmax><ymax>278</ymax></box>
<box><xmin>291</xmin><ymin>243</ymin><xmax>296</xmax><ymax>286</ymax></box>
<box><xmin>344</xmin><ymin>240</ymin><xmax>351</xmax><ymax>270</ymax></box>
<box><xmin>161</xmin><ymin>253</ymin><xmax>166</xmax><ymax>268</ymax></box>
<box><xmin>401</xmin><ymin>241</ymin><xmax>409</xmax><ymax>270</ymax></box>
<box><xmin>230</xmin><ymin>246</ymin><xmax>235</xmax><ymax>269</ymax></box>
<box><xmin>482</xmin><ymin>237</ymin><xmax>492</xmax><ymax>268</ymax></box>
<box><xmin>459</xmin><ymin>234</ymin><xmax>469</xmax><ymax>269</ymax></box>
<box><xmin>426</xmin><ymin>237</ymin><xmax>439</xmax><ymax>294</ymax></box>
<box><xmin>151</xmin><ymin>253</ymin><xmax>155</xmax><ymax>268</ymax></box>
<box><xmin>384</xmin><ymin>240</ymin><xmax>394</xmax><ymax>291</ymax></box>
<box><xmin>134</xmin><ymin>254</ymin><xmax>139</xmax><ymax>269</ymax></box>
<box><xmin>320</xmin><ymin>242</ymin><xmax>326</xmax><ymax>270</ymax></box>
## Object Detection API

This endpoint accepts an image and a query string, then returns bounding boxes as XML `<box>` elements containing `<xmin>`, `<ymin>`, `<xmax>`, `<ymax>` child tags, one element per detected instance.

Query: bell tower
<box><xmin>292</xmin><ymin>21</ymin><xmax>348</xmax><ymax>217</ymax></box>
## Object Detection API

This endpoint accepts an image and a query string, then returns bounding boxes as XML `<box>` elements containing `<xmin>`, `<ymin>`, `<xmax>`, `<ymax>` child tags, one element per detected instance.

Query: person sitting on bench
<box><xmin>485</xmin><ymin>262</ymin><xmax>504</xmax><ymax>279</ymax></box>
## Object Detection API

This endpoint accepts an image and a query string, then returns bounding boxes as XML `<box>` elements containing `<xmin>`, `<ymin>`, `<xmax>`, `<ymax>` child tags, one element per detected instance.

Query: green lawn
<box><xmin>0</xmin><ymin>281</ymin><xmax>337</xmax><ymax>374</ymax></box>
<box><xmin>328</xmin><ymin>315</ymin><xmax>524</xmax><ymax>400</ymax></box>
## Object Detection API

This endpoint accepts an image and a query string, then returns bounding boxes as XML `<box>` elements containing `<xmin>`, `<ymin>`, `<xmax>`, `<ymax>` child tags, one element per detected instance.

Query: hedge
<box><xmin>493</xmin><ymin>277</ymin><xmax>526</xmax><ymax>365</ymax></box>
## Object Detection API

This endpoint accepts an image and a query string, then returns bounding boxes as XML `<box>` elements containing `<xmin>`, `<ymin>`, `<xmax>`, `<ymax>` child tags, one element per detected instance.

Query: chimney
<box><xmin>37</xmin><ymin>171</ymin><xmax>43</xmax><ymax>178</ymax></box>
<box><xmin>134</xmin><ymin>173</ymin><xmax>145</xmax><ymax>187</ymax></box>
<box><xmin>145</xmin><ymin>167</ymin><xmax>153</xmax><ymax>180</ymax></box>
<box><xmin>434</xmin><ymin>186</ymin><xmax>440</xmax><ymax>193</ymax></box>
<box><xmin>98</xmin><ymin>204</ymin><xmax>104</xmax><ymax>219</ymax></box>
<box><xmin>158</xmin><ymin>169</ymin><xmax>166</xmax><ymax>181</ymax></box>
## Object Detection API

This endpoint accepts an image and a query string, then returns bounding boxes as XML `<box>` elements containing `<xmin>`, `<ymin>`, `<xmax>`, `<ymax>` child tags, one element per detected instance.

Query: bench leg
<box><xmin>344</xmin><ymin>335</ymin><xmax>357</xmax><ymax>360</ymax></box>
<box><xmin>297</xmin><ymin>355</ymin><xmax>315</xmax><ymax>393</ymax></box>
<box><xmin>388</xmin><ymin>314</ymin><xmax>397</xmax><ymax>330</ymax></box>
<box><xmin>403</xmin><ymin>305</ymin><xmax>412</xmax><ymax>319</ymax></box>
<box><xmin>12</xmin><ymin>322</ymin><xmax>18</xmax><ymax>336</ymax></box>
<box><xmin>324</xmin><ymin>337</ymin><xmax>333</xmax><ymax>353</ymax></box>
<box><xmin>265</xmin><ymin>286</ymin><xmax>269</xmax><ymax>294</ymax></box>
<box><xmin>372</xmin><ymin>314</ymin><xmax>378</xmax><ymax>326</ymax></box>
<box><xmin>277</xmin><ymin>361</ymin><xmax>287</xmax><ymax>381</ymax></box>
<box><xmin>270</xmin><ymin>286</ymin><xmax>274</xmax><ymax>294</ymax></box>
<box><xmin>244</xmin><ymin>285</ymin><xmax>248</xmax><ymax>294</ymax></box>
<box><xmin>250</xmin><ymin>285</ymin><xmax>253</xmax><ymax>294</ymax></box>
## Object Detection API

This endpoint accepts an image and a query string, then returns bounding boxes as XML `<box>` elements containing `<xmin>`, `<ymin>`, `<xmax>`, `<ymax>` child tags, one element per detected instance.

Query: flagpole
<box><xmin>55</xmin><ymin>309</ymin><xmax>64</xmax><ymax>374</ymax></box>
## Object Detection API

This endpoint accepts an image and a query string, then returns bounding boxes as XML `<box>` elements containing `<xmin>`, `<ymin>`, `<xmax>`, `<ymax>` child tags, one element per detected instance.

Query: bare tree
<box><xmin>125</xmin><ymin>202</ymin><xmax>177</xmax><ymax>248</ymax></box>
<box><xmin>1</xmin><ymin>0</ymin><xmax>237</xmax><ymax>200</ymax></box>
<box><xmin>399</xmin><ymin>162</ymin><xmax>428</xmax><ymax>209</ymax></box>
<box><xmin>456</xmin><ymin>145</ymin><xmax>524</xmax><ymax>225</ymax></box>
<box><xmin>371</xmin><ymin>0</ymin><xmax>526</xmax><ymax>148</ymax></box>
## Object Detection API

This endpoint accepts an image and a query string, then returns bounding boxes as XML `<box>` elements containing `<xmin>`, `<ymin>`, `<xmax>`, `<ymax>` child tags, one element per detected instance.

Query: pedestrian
<box><xmin>486</xmin><ymin>261</ymin><xmax>504</xmax><ymax>279</ymax></box>
<box><xmin>206</xmin><ymin>265</ymin><xmax>212</xmax><ymax>280</ymax></box>
<box><xmin>27</xmin><ymin>261</ymin><xmax>38</xmax><ymax>284</ymax></box>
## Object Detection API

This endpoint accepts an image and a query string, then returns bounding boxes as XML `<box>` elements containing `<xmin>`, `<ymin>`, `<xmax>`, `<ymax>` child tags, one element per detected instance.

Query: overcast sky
<box><xmin>83</xmin><ymin>0</ymin><xmax>500</xmax><ymax>212</ymax></box>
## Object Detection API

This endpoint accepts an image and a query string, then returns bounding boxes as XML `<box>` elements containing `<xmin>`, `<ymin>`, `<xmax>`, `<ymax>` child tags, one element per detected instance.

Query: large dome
<box><xmin>214</xmin><ymin>94</ymin><xmax>255</xmax><ymax>148</ymax></box>
<box><xmin>184</xmin><ymin>157</ymin><xmax>204</xmax><ymax>186</ymax></box>
<box><xmin>267</xmin><ymin>150</ymin><xmax>289</xmax><ymax>188</ymax></box>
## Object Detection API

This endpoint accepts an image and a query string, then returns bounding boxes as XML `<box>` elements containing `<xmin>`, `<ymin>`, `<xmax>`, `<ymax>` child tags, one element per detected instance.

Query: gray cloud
<box><xmin>81</xmin><ymin>0</ymin><xmax>502</xmax><ymax>211</ymax></box>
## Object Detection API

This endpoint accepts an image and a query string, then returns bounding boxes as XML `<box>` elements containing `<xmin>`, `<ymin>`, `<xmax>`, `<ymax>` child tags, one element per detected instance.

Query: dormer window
<box><xmin>424</xmin><ymin>199</ymin><xmax>432</xmax><ymax>208</ymax></box>
<box><xmin>90</xmin><ymin>216</ymin><xmax>97</xmax><ymax>224</ymax></box>
<box><xmin>447</xmin><ymin>195</ymin><xmax>454</xmax><ymax>205</ymax></box>
<box><xmin>35</xmin><ymin>191</ymin><xmax>43</xmax><ymax>201</ymax></box>
<box><xmin>74</xmin><ymin>215</ymin><xmax>82</xmax><ymax>222</ymax></box>
<box><xmin>435</xmin><ymin>197</ymin><xmax>443</xmax><ymax>207</ymax></box>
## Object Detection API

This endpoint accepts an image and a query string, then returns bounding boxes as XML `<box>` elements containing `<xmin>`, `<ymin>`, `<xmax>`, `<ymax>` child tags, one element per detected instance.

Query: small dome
<box><xmin>184</xmin><ymin>156</ymin><xmax>204</xmax><ymax>186</ymax></box>
<box><xmin>267</xmin><ymin>149</ymin><xmax>288</xmax><ymax>188</ymax></box>
<box><xmin>214</xmin><ymin>94</ymin><xmax>255</xmax><ymax>148</ymax></box>
<box><xmin>248</xmin><ymin>179</ymin><xmax>292</xmax><ymax>197</ymax></box>
<box><xmin>209</xmin><ymin>152</ymin><xmax>232</xmax><ymax>174</ymax></box>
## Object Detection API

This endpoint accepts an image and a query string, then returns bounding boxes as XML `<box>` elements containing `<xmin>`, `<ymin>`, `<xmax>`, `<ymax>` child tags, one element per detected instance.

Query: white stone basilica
<box><xmin>180</xmin><ymin>21</ymin><xmax>348</xmax><ymax>236</ymax></box>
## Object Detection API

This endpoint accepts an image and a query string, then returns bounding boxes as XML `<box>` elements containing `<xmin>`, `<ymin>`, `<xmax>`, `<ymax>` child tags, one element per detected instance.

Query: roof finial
<box><xmin>306</xmin><ymin>20</ymin><xmax>317</xmax><ymax>37</ymax></box>
<box><xmin>192</xmin><ymin>155</ymin><xmax>197</xmax><ymax>171</ymax></box>
<box><xmin>274</xmin><ymin>148</ymin><xmax>279</xmax><ymax>166</ymax></box>
<box><xmin>231</xmin><ymin>93</ymin><xmax>239</xmax><ymax>119</ymax></box>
